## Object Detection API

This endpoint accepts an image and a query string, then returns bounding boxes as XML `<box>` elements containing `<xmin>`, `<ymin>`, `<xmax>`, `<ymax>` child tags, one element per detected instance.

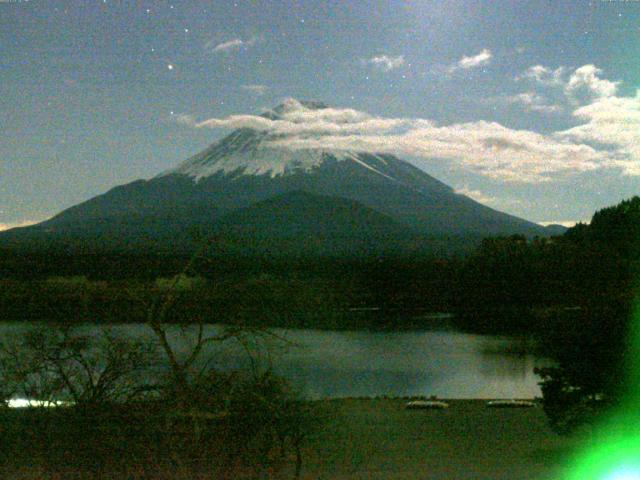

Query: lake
<box><xmin>0</xmin><ymin>322</ymin><xmax>549</xmax><ymax>400</ymax></box>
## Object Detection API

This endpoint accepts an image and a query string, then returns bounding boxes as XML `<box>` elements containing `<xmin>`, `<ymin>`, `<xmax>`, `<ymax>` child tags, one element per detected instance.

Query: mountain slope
<box><xmin>0</xmin><ymin>101</ymin><xmax>556</xmax><ymax>255</ymax></box>
<box><xmin>212</xmin><ymin>190</ymin><xmax>425</xmax><ymax>256</ymax></box>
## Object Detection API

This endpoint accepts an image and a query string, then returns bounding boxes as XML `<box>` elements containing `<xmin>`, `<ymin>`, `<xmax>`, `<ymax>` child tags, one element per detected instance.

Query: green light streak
<box><xmin>561</xmin><ymin>302</ymin><xmax>640</xmax><ymax>480</ymax></box>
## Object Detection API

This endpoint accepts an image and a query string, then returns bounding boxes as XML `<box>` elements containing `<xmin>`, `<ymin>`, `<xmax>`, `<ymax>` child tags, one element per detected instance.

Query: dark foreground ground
<box><xmin>0</xmin><ymin>399</ymin><xmax>579</xmax><ymax>480</ymax></box>
<box><xmin>292</xmin><ymin>399</ymin><xmax>576</xmax><ymax>480</ymax></box>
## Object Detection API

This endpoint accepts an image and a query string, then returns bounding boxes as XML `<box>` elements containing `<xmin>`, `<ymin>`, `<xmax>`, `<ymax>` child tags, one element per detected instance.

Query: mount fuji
<box><xmin>1</xmin><ymin>101</ymin><xmax>560</xmax><ymax>256</ymax></box>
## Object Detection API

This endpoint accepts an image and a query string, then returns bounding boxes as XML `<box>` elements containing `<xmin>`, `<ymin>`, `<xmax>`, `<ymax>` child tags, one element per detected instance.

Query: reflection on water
<box><xmin>478</xmin><ymin>336</ymin><xmax>551</xmax><ymax>382</ymax></box>
<box><xmin>252</xmin><ymin>329</ymin><xmax>551</xmax><ymax>399</ymax></box>
<box><xmin>0</xmin><ymin>323</ymin><xmax>550</xmax><ymax>400</ymax></box>
<box><xmin>7</xmin><ymin>398</ymin><xmax>72</xmax><ymax>408</ymax></box>
<box><xmin>478</xmin><ymin>352</ymin><xmax>535</xmax><ymax>380</ymax></box>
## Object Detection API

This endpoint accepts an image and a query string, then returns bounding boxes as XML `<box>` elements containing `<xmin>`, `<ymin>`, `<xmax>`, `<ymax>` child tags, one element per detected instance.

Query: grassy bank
<box><xmin>292</xmin><ymin>398</ymin><xmax>576</xmax><ymax>480</ymax></box>
<box><xmin>0</xmin><ymin>398</ymin><xmax>579</xmax><ymax>479</ymax></box>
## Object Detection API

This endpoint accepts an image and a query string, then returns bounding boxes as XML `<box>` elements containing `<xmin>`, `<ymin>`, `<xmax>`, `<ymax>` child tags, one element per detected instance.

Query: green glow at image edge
<box><xmin>562</xmin><ymin>302</ymin><xmax>640</xmax><ymax>480</ymax></box>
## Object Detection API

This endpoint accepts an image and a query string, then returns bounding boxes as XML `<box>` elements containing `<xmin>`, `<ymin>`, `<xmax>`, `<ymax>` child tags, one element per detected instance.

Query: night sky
<box><xmin>2</xmin><ymin>0</ymin><xmax>639</xmax><ymax>229</ymax></box>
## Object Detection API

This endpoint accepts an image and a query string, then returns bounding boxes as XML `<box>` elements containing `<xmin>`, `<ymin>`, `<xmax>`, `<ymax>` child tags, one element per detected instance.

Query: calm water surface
<box><xmin>0</xmin><ymin>323</ymin><xmax>549</xmax><ymax>399</ymax></box>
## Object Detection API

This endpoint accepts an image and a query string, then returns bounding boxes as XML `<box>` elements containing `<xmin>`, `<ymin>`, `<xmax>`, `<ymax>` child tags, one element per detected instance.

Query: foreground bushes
<box><xmin>534</xmin><ymin>301</ymin><xmax>631</xmax><ymax>435</ymax></box>
<box><xmin>0</xmin><ymin>379</ymin><xmax>317</xmax><ymax>479</ymax></box>
<box><xmin>0</xmin><ymin>325</ymin><xmax>319</xmax><ymax>479</ymax></box>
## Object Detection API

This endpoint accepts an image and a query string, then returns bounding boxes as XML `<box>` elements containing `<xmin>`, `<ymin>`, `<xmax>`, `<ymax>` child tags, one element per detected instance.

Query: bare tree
<box><xmin>142</xmin><ymin>239</ymin><xmax>285</xmax><ymax>407</ymax></box>
<box><xmin>139</xmin><ymin>240</ymin><xmax>317</xmax><ymax>478</ymax></box>
<box><xmin>0</xmin><ymin>324</ymin><xmax>158</xmax><ymax>406</ymax></box>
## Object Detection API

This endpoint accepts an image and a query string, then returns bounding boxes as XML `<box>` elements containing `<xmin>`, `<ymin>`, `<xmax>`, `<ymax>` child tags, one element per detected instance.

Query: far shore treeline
<box><xmin>1</xmin><ymin>197</ymin><xmax>638</xmax><ymax>337</ymax></box>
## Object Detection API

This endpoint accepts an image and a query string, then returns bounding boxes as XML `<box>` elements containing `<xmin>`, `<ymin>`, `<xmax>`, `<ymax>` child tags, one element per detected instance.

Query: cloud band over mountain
<box><xmin>176</xmin><ymin>80</ymin><xmax>639</xmax><ymax>183</ymax></box>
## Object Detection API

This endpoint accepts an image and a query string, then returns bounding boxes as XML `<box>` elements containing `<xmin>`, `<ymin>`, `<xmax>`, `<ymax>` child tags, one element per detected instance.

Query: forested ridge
<box><xmin>1</xmin><ymin>197</ymin><xmax>638</xmax><ymax>335</ymax></box>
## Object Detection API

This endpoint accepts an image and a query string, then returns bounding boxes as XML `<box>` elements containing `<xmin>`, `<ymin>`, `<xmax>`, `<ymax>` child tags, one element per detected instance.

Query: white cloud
<box><xmin>564</xmin><ymin>64</ymin><xmax>620</xmax><ymax>100</ymax></box>
<box><xmin>452</xmin><ymin>49</ymin><xmax>492</xmax><ymax>71</ymax></box>
<box><xmin>195</xmin><ymin>99</ymin><xmax>413</xmax><ymax>135</ymax></box>
<box><xmin>455</xmin><ymin>186</ymin><xmax>497</xmax><ymax>205</ymax></box>
<box><xmin>516</xmin><ymin>65</ymin><xmax>565</xmax><ymax>86</ymax></box>
<box><xmin>517</xmin><ymin>64</ymin><xmax>620</xmax><ymax>103</ymax></box>
<box><xmin>241</xmin><ymin>84</ymin><xmax>268</xmax><ymax>95</ymax></box>
<box><xmin>513</xmin><ymin>64</ymin><xmax>638</xmax><ymax>176</ymax></box>
<box><xmin>557</xmin><ymin>90</ymin><xmax>640</xmax><ymax>175</ymax></box>
<box><xmin>173</xmin><ymin>113</ymin><xmax>197</xmax><ymax>126</ymax></box>
<box><xmin>268</xmin><ymin>122</ymin><xmax>605</xmax><ymax>183</ymax></box>
<box><xmin>0</xmin><ymin>220</ymin><xmax>38</xmax><ymax>231</ymax></box>
<box><xmin>205</xmin><ymin>37</ymin><xmax>256</xmax><ymax>53</ymax></box>
<box><xmin>505</xmin><ymin>92</ymin><xmax>563</xmax><ymax>114</ymax></box>
<box><xmin>197</xmin><ymin>114</ymin><xmax>277</xmax><ymax>131</ymax></box>
<box><xmin>538</xmin><ymin>220</ymin><xmax>586</xmax><ymax>228</ymax></box>
<box><xmin>177</xmin><ymin>95</ymin><xmax>640</xmax><ymax>183</ymax></box>
<box><xmin>366</xmin><ymin>55</ymin><xmax>405</xmax><ymax>72</ymax></box>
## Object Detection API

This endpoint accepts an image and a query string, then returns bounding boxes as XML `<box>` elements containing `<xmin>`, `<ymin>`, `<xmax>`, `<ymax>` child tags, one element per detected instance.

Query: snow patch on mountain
<box><xmin>168</xmin><ymin>145</ymin><xmax>396</xmax><ymax>181</ymax></box>
<box><xmin>173</xmin><ymin>145</ymin><xmax>332</xmax><ymax>179</ymax></box>
<box><xmin>161</xmin><ymin>102</ymin><xmax>399</xmax><ymax>181</ymax></box>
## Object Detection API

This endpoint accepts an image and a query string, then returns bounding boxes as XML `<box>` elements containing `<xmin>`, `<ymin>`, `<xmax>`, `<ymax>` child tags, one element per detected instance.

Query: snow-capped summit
<box><xmin>163</xmin><ymin>99</ymin><xmax>396</xmax><ymax>181</ymax></box>
<box><xmin>164</xmin><ymin>128</ymin><xmax>382</xmax><ymax>180</ymax></box>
